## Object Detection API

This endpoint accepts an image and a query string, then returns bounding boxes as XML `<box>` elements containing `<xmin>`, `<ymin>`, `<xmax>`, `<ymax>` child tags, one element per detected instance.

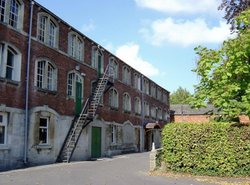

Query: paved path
<box><xmin>0</xmin><ymin>152</ymin><xmax>216</xmax><ymax>185</ymax></box>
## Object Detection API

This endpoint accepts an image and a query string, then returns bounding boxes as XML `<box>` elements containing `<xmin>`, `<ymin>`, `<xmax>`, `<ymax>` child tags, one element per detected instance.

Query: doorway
<box><xmin>91</xmin><ymin>127</ymin><xmax>102</xmax><ymax>158</ymax></box>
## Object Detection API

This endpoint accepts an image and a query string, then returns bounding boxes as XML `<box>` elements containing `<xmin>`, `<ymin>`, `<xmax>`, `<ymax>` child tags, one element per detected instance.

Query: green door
<box><xmin>75</xmin><ymin>81</ymin><xmax>82</xmax><ymax>115</ymax></box>
<box><xmin>91</xmin><ymin>127</ymin><xmax>102</xmax><ymax>158</ymax></box>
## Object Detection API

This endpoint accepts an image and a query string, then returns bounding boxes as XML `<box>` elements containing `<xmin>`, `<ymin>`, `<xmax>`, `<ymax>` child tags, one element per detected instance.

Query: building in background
<box><xmin>0</xmin><ymin>0</ymin><xmax>169</xmax><ymax>170</ymax></box>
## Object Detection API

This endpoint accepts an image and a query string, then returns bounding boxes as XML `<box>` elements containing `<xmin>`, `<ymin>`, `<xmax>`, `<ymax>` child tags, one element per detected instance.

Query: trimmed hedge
<box><xmin>161</xmin><ymin>122</ymin><xmax>250</xmax><ymax>176</ymax></box>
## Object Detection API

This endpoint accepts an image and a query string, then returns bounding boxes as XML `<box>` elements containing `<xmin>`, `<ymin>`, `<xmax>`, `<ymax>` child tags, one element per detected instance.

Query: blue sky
<box><xmin>35</xmin><ymin>0</ymin><xmax>233</xmax><ymax>94</ymax></box>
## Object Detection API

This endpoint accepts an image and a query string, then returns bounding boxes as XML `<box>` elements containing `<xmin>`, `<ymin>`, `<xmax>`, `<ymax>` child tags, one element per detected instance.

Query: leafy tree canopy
<box><xmin>191</xmin><ymin>9</ymin><xmax>250</xmax><ymax>118</ymax></box>
<box><xmin>170</xmin><ymin>87</ymin><xmax>192</xmax><ymax>104</ymax></box>
<box><xmin>219</xmin><ymin>0</ymin><xmax>250</xmax><ymax>31</ymax></box>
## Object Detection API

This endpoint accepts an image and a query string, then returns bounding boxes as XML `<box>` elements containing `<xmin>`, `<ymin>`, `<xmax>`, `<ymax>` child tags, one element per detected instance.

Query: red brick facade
<box><xmin>0</xmin><ymin>0</ymin><xmax>169</xmax><ymax>125</ymax></box>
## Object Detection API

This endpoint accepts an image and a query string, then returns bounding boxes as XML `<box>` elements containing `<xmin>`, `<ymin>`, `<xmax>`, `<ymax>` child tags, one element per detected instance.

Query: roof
<box><xmin>170</xmin><ymin>104</ymin><xmax>219</xmax><ymax>115</ymax></box>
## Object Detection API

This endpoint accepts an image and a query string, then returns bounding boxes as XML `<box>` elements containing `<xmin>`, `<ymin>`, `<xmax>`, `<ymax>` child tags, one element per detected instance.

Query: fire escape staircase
<box><xmin>57</xmin><ymin>65</ymin><xmax>114</xmax><ymax>163</ymax></box>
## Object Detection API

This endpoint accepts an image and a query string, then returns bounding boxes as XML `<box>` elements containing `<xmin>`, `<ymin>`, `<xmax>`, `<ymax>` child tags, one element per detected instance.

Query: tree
<box><xmin>191</xmin><ymin>9</ymin><xmax>250</xmax><ymax>118</ymax></box>
<box><xmin>170</xmin><ymin>87</ymin><xmax>192</xmax><ymax>104</ymax></box>
<box><xmin>218</xmin><ymin>0</ymin><xmax>250</xmax><ymax>31</ymax></box>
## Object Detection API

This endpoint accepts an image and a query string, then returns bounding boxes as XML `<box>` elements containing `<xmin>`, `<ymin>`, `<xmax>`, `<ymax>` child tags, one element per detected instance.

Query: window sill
<box><xmin>0</xmin><ymin>77</ymin><xmax>20</xmax><ymax>86</ymax></box>
<box><xmin>0</xmin><ymin>144</ymin><xmax>10</xmax><ymax>150</ymax></box>
<box><xmin>37</xmin><ymin>88</ymin><xmax>57</xmax><ymax>95</ymax></box>
<box><xmin>34</xmin><ymin>144</ymin><xmax>52</xmax><ymax>150</ymax></box>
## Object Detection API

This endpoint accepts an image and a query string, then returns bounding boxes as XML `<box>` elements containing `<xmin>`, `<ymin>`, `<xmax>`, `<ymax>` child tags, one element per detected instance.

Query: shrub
<box><xmin>161</xmin><ymin>122</ymin><xmax>250</xmax><ymax>176</ymax></box>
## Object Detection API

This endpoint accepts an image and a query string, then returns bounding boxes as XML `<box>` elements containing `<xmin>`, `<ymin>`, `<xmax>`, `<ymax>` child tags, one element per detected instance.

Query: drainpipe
<box><xmin>140</xmin><ymin>75</ymin><xmax>145</xmax><ymax>152</ymax></box>
<box><xmin>24</xmin><ymin>0</ymin><xmax>34</xmax><ymax>164</ymax></box>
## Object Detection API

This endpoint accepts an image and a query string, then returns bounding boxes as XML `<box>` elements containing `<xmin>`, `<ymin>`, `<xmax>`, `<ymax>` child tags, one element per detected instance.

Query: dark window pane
<box><xmin>39</xmin><ymin>128</ymin><xmax>47</xmax><ymax>144</ymax></box>
<box><xmin>0</xmin><ymin>126</ymin><xmax>5</xmax><ymax>144</ymax></box>
<box><xmin>40</xmin><ymin>118</ymin><xmax>47</xmax><ymax>127</ymax></box>
<box><xmin>0</xmin><ymin>115</ymin><xmax>2</xmax><ymax>122</ymax></box>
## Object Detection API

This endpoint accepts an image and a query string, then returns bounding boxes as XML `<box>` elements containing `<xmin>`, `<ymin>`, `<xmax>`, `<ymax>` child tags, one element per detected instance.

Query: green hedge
<box><xmin>161</xmin><ymin>122</ymin><xmax>250</xmax><ymax>176</ymax></box>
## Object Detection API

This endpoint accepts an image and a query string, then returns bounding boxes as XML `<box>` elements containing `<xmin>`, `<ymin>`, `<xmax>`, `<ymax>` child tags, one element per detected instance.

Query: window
<box><xmin>157</xmin><ymin>107</ymin><xmax>162</xmax><ymax>120</ymax></box>
<box><xmin>157</xmin><ymin>87</ymin><xmax>162</xmax><ymax>101</ymax></box>
<box><xmin>123</xmin><ymin>93</ymin><xmax>131</xmax><ymax>112</ymax></box>
<box><xmin>0</xmin><ymin>113</ymin><xmax>7</xmax><ymax>145</ymax></box>
<box><xmin>151</xmin><ymin>106</ymin><xmax>156</xmax><ymax>119</ymax></box>
<box><xmin>39</xmin><ymin>117</ymin><xmax>48</xmax><ymax>144</ymax></box>
<box><xmin>134</xmin><ymin>73</ymin><xmax>141</xmax><ymax>91</ymax></box>
<box><xmin>122</xmin><ymin>66</ymin><xmax>131</xmax><ymax>85</ymax></box>
<box><xmin>109</xmin><ymin>57</ymin><xmax>118</xmax><ymax>79</ymax></box>
<box><xmin>35</xmin><ymin>60</ymin><xmax>57</xmax><ymax>91</ymax></box>
<box><xmin>143</xmin><ymin>79</ymin><xmax>149</xmax><ymax>95</ymax></box>
<box><xmin>67</xmin><ymin>71</ymin><xmax>83</xmax><ymax>99</ymax></box>
<box><xmin>150</xmin><ymin>83</ymin><xmax>156</xmax><ymax>98</ymax></box>
<box><xmin>144</xmin><ymin>101</ymin><xmax>149</xmax><ymax>117</ymax></box>
<box><xmin>0</xmin><ymin>43</ymin><xmax>21</xmax><ymax>81</ymax></box>
<box><xmin>163</xmin><ymin>110</ymin><xmax>169</xmax><ymax>121</ymax></box>
<box><xmin>111</xmin><ymin>125</ymin><xmax>117</xmax><ymax>144</ymax></box>
<box><xmin>68</xmin><ymin>32</ymin><xmax>84</xmax><ymax>61</ymax></box>
<box><xmin>109</xmin><ymin>88</ymin><xmax>118</xmax><ymax>109</ymax></box>
<box><xmin>37</xmin><ymin>13</ymin><xmax>58</xmax><ymax>48</ymax></box>
<box><xmin>134</xmin><ymin>97</ymin><xmax>141</xmax><ymax>115</ymax></box>
<box><xmin>163</xmin><ymin>93</ymin><xmax>169</xmax><ymax>105</ymax></box>
<box><xmin>91</xmin><ymin>46</ymin><xmax>104</xmax><ymax>73</ymax></box>
<box><xmin>0</xmin><ymin>0</ymin><xmax>23</xmax><ymax>29</ymax></box>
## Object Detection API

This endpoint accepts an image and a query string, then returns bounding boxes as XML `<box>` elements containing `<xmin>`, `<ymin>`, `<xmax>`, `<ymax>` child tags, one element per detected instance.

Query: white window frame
<box><xmin>150</xmin><ymin>83</ymin><xmax>156</xmax><ymax>98</ymax></box>
<box><xmin>123</xmin><ymin>92</ymin><xmax>131</xmax><ymax>112</ymax></box>
<box><xmin>109</xmin><ymin>88</ymin><xmax>119</xmax><ymax>109</ymax></box>
<box><xmin>157</xmin><ymin>107</ymin><xmax>163</xmax><ymax>120</ymax></box>
<box><xmin>0</xmin><ymin>112</ymin><xmax>7</xmax><ymax>145</ymax></box>
<box><xmin>157</xmin><ymin>87</ymin><xmax>162</xmax><ymax>101</ymax></box>
<box><xmin>35</xmin><ymin>59</ymin><xmax>57</xmax><ymax>91</ymax></box>
<box><xmin>39</xmin><ymin>117</ymin><xmax>49</xmax><ymax>145</ymax></box>
<box><xmin>67</xmin><ymin>71</ymin><xmax>84</xmax><ymax>99</ymax></box>
<box><xmin>109</xmin><ymin>57</ymin><xmax>118</xmax><ymax>79</ymax></box>
<box><xmin>143</xmin><ymin>79</ymin><xmax>149</xmax><ymax>95</ymax></box>
<box><xmin>68</xmin><ymin>32</ymin><xmax>84</xmax><ymax>62</ymax></box>
<box><xmin>111</xmin><ymin>124</ymin><xmax>117</xmax><ymax>144</ymax></box>
<box><xmin>91</xmin><ymin>46</ymin><xmax>104</xmax><ymax>72</ymax></box>
<box><xmin>0</xmin><ymin>0</ymin><xmax>24</xmax><ymax>29</ymax></box>
<box><xmin>122</xmin><ymin>66</ymin><xmax>131</xmax><ymax>85</ymax></box>
<box><xmin>37</xmin><ymin>12</ymin><xmax>58</xmax><ymax>48</ymax></box>
<box><xmin>0</xmin><ymin>42</ymin><xmax>21</xmax><ymax>81</ymax></box>
<box><xmin>134</xmin><ymin>97</ymin><xmax>141</xmax><ymax>115</ymax></box>
<box><xmin>151</xmin><ymin>106</ymin><xmax>156</xmax><ymax>119</ymax></box>
<box><xmin>144</xmin><ymin>101</ymin><xmax>149</xmax><ymax>117</ymax></box>
<box><xmin>134</xmin><ymin>73</ymin><xmax>141</xmax><ymax>91</ymax></box>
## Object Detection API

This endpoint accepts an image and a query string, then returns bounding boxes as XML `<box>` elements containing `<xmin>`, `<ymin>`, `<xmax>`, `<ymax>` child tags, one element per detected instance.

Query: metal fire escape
<box><xmin>57</xmin><ymin>64</ymin><xmax>114</xmax><ymax>162</ymax></box>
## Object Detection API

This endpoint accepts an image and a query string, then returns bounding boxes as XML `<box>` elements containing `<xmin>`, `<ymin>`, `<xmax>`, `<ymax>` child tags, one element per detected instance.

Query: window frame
<box><xmin>35</xmin><ymin>59</ymin><xmax>57</xmax><ymax>92</ymax></box>
<box><xmin>134</xmin><ymin>73</ymin><xmax>141</xmax><ymax>91</ymax></box>
<box><xmin>39</xmin><ymin>117</ymin><xmax>49</xmax><ymax>145</ymax></box>
<box><xmin>0</xmin><ymin>42</ymin><xmax>21</xmax><ymax>82</ymax></box>
<box><xmin>67</xmin><ymin>71</ymin><xmax>84</xmax><ymax>100</ymax></box>
<box><xmin>0</xmin><ymin>0</ymin><xmax>23</xmax><ymax>29</ymax></box>
<box><xmin>0</xmin><ymin>112</ymin><xmax>7</xmax><ymax>145</ymax></box>
<box><xmin>122</xmin><ymin>65</ymin><xmax>131</xmax><ymax>85</ymax></box>
<box><xmin>37</xmin><ymin>12</ymin><xmax>59</xmax><ymax>48</ymax></box>
<box><xmin>68</xmin><ymin>32</ymin><xmax>84</xmax><ymax>62</ymax></box>
<box><xmin>109</xmin><ymin>88</ymin><xmax>119</xmax><ymax>109</ymax></box>
<box><xmin>134</xmin><ymin>97</ymin><xmax>141</xmax><ymax>115</ymax></box>
<box><xmin>109</xmin><ymin>57</ymin><xmax>118</xmax><ymax>79</ymax></box>
<box><xmin>122</xmin><ymin>92</ymin><xmax>131</xmax><ymax>113</ymax></box>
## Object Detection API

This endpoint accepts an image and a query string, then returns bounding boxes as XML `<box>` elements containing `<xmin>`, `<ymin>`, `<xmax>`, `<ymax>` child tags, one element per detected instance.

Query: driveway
<box><xmin>0</xmin><ymin>152</ymin><xmax>217</xmax><ymax>185</ymax></box>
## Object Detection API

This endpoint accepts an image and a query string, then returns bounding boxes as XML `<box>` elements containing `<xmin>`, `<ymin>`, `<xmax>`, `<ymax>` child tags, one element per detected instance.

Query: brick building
<box><xmin>0</xmin><ymin>0</ymin><xmax>170</xmax><ymax>170</ymax></box>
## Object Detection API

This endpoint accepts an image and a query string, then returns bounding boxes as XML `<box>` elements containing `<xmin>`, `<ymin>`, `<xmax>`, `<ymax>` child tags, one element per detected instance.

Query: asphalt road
<box><xmin>0</xmin><ymin>152</ymin><xmax>216</xmax><ymax>185</ymax></box>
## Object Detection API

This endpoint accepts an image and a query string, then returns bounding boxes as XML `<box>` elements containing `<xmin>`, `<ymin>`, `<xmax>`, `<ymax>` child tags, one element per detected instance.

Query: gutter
<box><xmin>24</xmin><ymin>0</ymin><xmax>34</xmax><ymax>164</ymax></box>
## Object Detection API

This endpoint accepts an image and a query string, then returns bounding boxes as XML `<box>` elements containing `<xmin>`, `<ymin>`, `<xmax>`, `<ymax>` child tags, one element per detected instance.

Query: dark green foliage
<box><xmin>170</xmin><ymin>87</ymin><xmax>192</xmax><ymax>104</ymax></box>
<box><xmin>161</xmin><ymin>122</ymin><xmax>250</xmax><ymax>176</ymax></box>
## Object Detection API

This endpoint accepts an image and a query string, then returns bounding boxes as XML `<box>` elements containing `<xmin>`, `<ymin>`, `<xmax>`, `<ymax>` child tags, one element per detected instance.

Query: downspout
<box><xmin>140</xmin><ymin>75</ymin><xmax>145</xmax><ymax>152</ymax></box>
<box><xmin>24</xmin><ymin>0</ymin><xmax>34</xmax><ymax>164</ymax></box>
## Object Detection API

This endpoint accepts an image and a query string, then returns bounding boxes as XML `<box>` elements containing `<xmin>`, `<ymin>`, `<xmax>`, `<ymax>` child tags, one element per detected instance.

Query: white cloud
<box><xmin>135</xmin><ymin>0</ymin><xmax>220</xmax><ymax>14</ymax></box>
<box><xmin>81</xmin><ymin>20</ymin><xmax>96</xmax><ymax>33</ymax></box>
<box><xmin>115</xmin><ymin>43</ymin><xmax>159</xmax><ymax>77</ymax></box>
<box><xmin>140</xmin><ymin>18</ymin><xmax>233</xmax><ymax>46</ymax></box>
